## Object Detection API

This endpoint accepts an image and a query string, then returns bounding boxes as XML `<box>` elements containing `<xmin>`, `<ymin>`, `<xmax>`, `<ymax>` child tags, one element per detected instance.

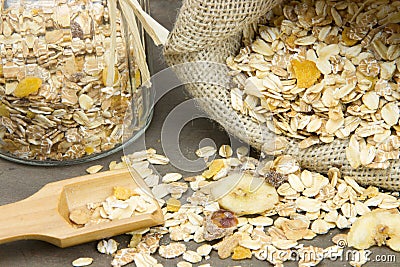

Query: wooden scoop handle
<box><xmin>0</xmin><ymin>169</ymin><xmax>164</xmax><ymax>248</ymax></box>
<box><xmin>0</xmin><ymin>184</ymin><xmax>66</xmax><ymax>245</ymax></box>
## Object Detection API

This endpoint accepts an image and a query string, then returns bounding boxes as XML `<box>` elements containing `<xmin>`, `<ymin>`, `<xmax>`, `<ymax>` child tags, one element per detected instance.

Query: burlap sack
<box><xmin>164</xmin><ymin>0</ymin><xmax>400</xmax><ymax>190</ymax></box>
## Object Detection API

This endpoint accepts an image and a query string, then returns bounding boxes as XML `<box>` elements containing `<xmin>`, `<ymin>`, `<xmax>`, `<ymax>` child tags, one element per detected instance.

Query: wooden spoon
<box><xmin>0</xmin><ymin>168</ymin><xmax>164</xmax><ymax>247</ymax></box>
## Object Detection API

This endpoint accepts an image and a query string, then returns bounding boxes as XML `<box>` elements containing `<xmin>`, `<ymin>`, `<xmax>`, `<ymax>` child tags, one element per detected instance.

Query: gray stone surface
<box><xmin>0</xmin><ymin>1</ymin><xmax>398</xmax><ymax>266</ymax></box>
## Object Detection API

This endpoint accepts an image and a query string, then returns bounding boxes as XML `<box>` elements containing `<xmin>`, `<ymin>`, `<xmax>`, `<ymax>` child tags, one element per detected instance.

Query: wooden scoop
<box><xmin>0</xmin><ymin>168</ymin><xmax>164</xmax><ymax>248</ymax></box>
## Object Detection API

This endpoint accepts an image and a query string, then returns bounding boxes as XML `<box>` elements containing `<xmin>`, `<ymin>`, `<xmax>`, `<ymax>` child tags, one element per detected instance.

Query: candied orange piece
<box><xmin>202</xmin><ymin>159</ymin><xmax>225</xmax><ymax>179</ymax></box>
<box><xmin>31</xmin><ymin>8</ymin><xmax>40</xmax><ymax>16</ymax></box>
<box><xmin>166</xmin><ymin>197</ymin><xmax>181</xmax><ymax>212</ymax></box>
<box><xmin>102</xmin><ymin>66</ymin><xmax>119</xmax><ymax>86</ymax></box>
<box><xmin>113</xmin><ymin>186</ymin><xmax>134</xmax><ymax>200</ymax></box>
<box><xmin>14</xmin><ymin>77</ymin><xmax>42</xmax><ymax>98</ymax></box>
<box><xmin>342</xmin><ymin>28</ymin><xmax>358</xmax><ymax>47</ymax></box>
<box><xmin>85</xmin><ymin>146</ymin><xmax>95</xmax><ymax>155</ymax></box>
<box><xmin>291</xmin><ymin>59</ymin><xmax>321</xmax><ymax>88</ymax></box>
<box><xmin>231</xmin><ymin>246</ymin><xmax>252</xmax><ymax>260</ymax></box>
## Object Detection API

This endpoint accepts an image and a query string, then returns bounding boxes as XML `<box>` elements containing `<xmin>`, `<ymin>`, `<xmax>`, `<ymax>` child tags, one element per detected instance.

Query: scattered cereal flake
<box><xmin>133</xmin><ymin>253</ymin><xmax>159</xmax><ymax>267</ymax></box>
<box><xmin>128</xmin><ymin>234</ymin><xmax>142</xmax><ymax>248</ymax></box>
<box><xmin>72</xmin><ymin>257</ymin><xmax>93</xmax><ymax>267</ymax></box>
<box><xmin>97</xmin><ymin>239</ymin><xmax>118</xmax><ymax>255</ymax></box>
<box><xmin>291</xmin><ymin>59</ymin><xmax>321</xmax><ymax>88</ymax></box>
<box><xmin>295</xmin><ymin>197</ymin><xmax>321</xmax><ymax>213</ymax></box>
<box><xmin>86</xmin><ymin>165</ymin><xmax>103</xmax><ymax>174</ymax></box>
<box><xmin>183</xmin><ymin>250</ymin><xmax>202</xmax><ymax>263</ymax></box>
<box><xmin>111</xmin><ymin>248</ymin><xmax>136</xmax><ymax>266</ymax></box>
<box><xmin>195</xmin><ymin>146</ymin><xmax>217</xmax><ymax>158</ymax></box>
<box><xmin>159</xmin><ymin>243</ymin><xmax>187</xmax><ymax>259</ymax></box>
<box><xmin>332</xmin><ymin>234</ymin><xmax>348</xmax><ymax>246</ymax></box>
<box><xmin>219</xmin><ymin>145</ymin><xmax>233</xmax><ymax>158</ymax></box>
<box><xmin>69</xmin><ymin>207</ymin><xmax>90</xmax><ymax>225</ymax></box>
<box><xmin>236</xmin><ymin>146</ymin><xmax>249</xmax><ymax>159</ymax></box>
<box><xmin>311</xmin><ymin>219</ymin><xmax>331</xmax><ymax>234</ymax></box>
<box><xmin>162</xmin><ymin>173</ymin><xmax>183</xmax><ymax>183</ymax></box>
<box><xmin>197</xmin><ymin>244</ymin><xmax>213</xmax><ymax>257</ymax></box>
<box><xmin>231</xmin><ymin>246</ymin><xmax>252</xmax><ymax>260</ymax></box>
<box><xmin>248</xmin><ymin>216</ymin><xmax>273</xmax><ymax>227</ymax></box>
<box><xmin>147</xmin><ymin>154</ymin><xmax>170</xmax><ymax>165</ymax></box>
<box><xmin>177</xmin><ymin>261</ymin><xmax>193</xmax><ymax>267</ymax></box>
<box><xmin>349</xmin><ymin>250</ymin><xmax>369</xmax><ymax>267</ymax></box>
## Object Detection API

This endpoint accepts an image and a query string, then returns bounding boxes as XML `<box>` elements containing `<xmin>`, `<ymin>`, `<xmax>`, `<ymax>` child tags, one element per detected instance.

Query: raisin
<box><xmin>211</xmin><ymin>209</ymin><xmax>238</xmax><ymax>228</ymax></box>
<box><xmin>71</xmin><ymin>20</ymin><xmax>84</xmax><ymax>39</ymax></box>
<box><xmin>14</xmin><ymin>77</ymin><xmax>42</xmax><ymax>98</ymax></box>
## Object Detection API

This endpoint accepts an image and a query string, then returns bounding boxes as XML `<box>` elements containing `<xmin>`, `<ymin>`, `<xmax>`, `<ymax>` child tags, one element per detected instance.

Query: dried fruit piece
<box><xmin>204</xmin><ymin>210</ymin><xmax>238</xmax><ymax>241</ymax></box>
<box><xmin>85</xmin><ymin>146</ymin><xmax>95</xmax><ymax>155</ymax></box>
<box><xmin>202</xmin><ymin>159</ymin><xmax>225</xmax><ymax>179</ymax></box>
<box><xmin>102</xmin><ymin>66</ymin><xmax>119</xmax><ymax>86</ymax></box>
<box><xmin>348</xmin><ymin>209</ymin><xmax>400</xmax><ymax>251</ymax></box>
<box><xmin>113</xmin><ymin>186</ymin><xmax>134</xmax><ymax>201</ymax></box>
<box><xmin>291</xmin><ymin>59</ymin><xmax>321</xmax><ymax>88</ymax></box>
<box><xmin>216</xmin><ymin>233</ymin><xmax>242</xmax><ymax>259</ymax></box>
<box><xmin>215</xmin><ymin>173</ymin><xmax>279</xmax><ymax>215</ymax></box>
<box><xmin>211</xmin><ymin>209</ymin><xmax>238</xmax><ymax>228</ymax></box>
<box><xmin>231</xmin><ymin>246</ymin><xmax>252</xmax><ymax>260</ymax></box>
<box><xmin>0</xmin><ymin>104</ymin><xmax>9</xmax><ymax>117</ymax></box>
<box><xmin>342</xmin><ymin>27</ymin><xmax>358</xmax><ymax>46</ymax></box>
<box><xmin>264</xmin><ymin>171</ymin><xmax>288</xmax><ymax>188</ymax></box>
<box><xmin>134</xmin><ymin>69</ymin><xmax>142</xmax><ymax>88</ymax></box>
<box><xmin>14</xmin><ymin>77</ymin><xmax>42</xmax><ymax>98</ymax></box>
<box><xmin>166</xmin><ymin>198</ymin><xmax>181</xmax><ymax>212</ymax></box>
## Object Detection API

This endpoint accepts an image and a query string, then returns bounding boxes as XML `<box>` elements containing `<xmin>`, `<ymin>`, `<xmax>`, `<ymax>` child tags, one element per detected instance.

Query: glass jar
<box><xmin>0</xmin><ymin>0</ymin><xmax>154</xmax><ymax>165</ymax></box>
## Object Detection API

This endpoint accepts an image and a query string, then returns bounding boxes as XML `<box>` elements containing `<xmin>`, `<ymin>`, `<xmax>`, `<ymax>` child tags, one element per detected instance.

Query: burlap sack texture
<box><xmin>163</xmin><ymin>0</ymin><xmax>400</xmax><ymax>190</ymax></box>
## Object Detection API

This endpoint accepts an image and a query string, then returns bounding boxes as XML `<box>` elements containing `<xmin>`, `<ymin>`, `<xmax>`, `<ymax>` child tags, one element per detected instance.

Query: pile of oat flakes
<box><xmin>72</xmin><ymin>144</ymin><xmax>400</xmax><ymax>267</ymax></box>
<box><xmin>0</xmin><ymin>0</ymin><xmax>141</xmax><ymax>161</ymax></box>
<box><xmin>227</xmin><ymin>0</ymin><xmax>400</xmax><ymax>169</ymax></box>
